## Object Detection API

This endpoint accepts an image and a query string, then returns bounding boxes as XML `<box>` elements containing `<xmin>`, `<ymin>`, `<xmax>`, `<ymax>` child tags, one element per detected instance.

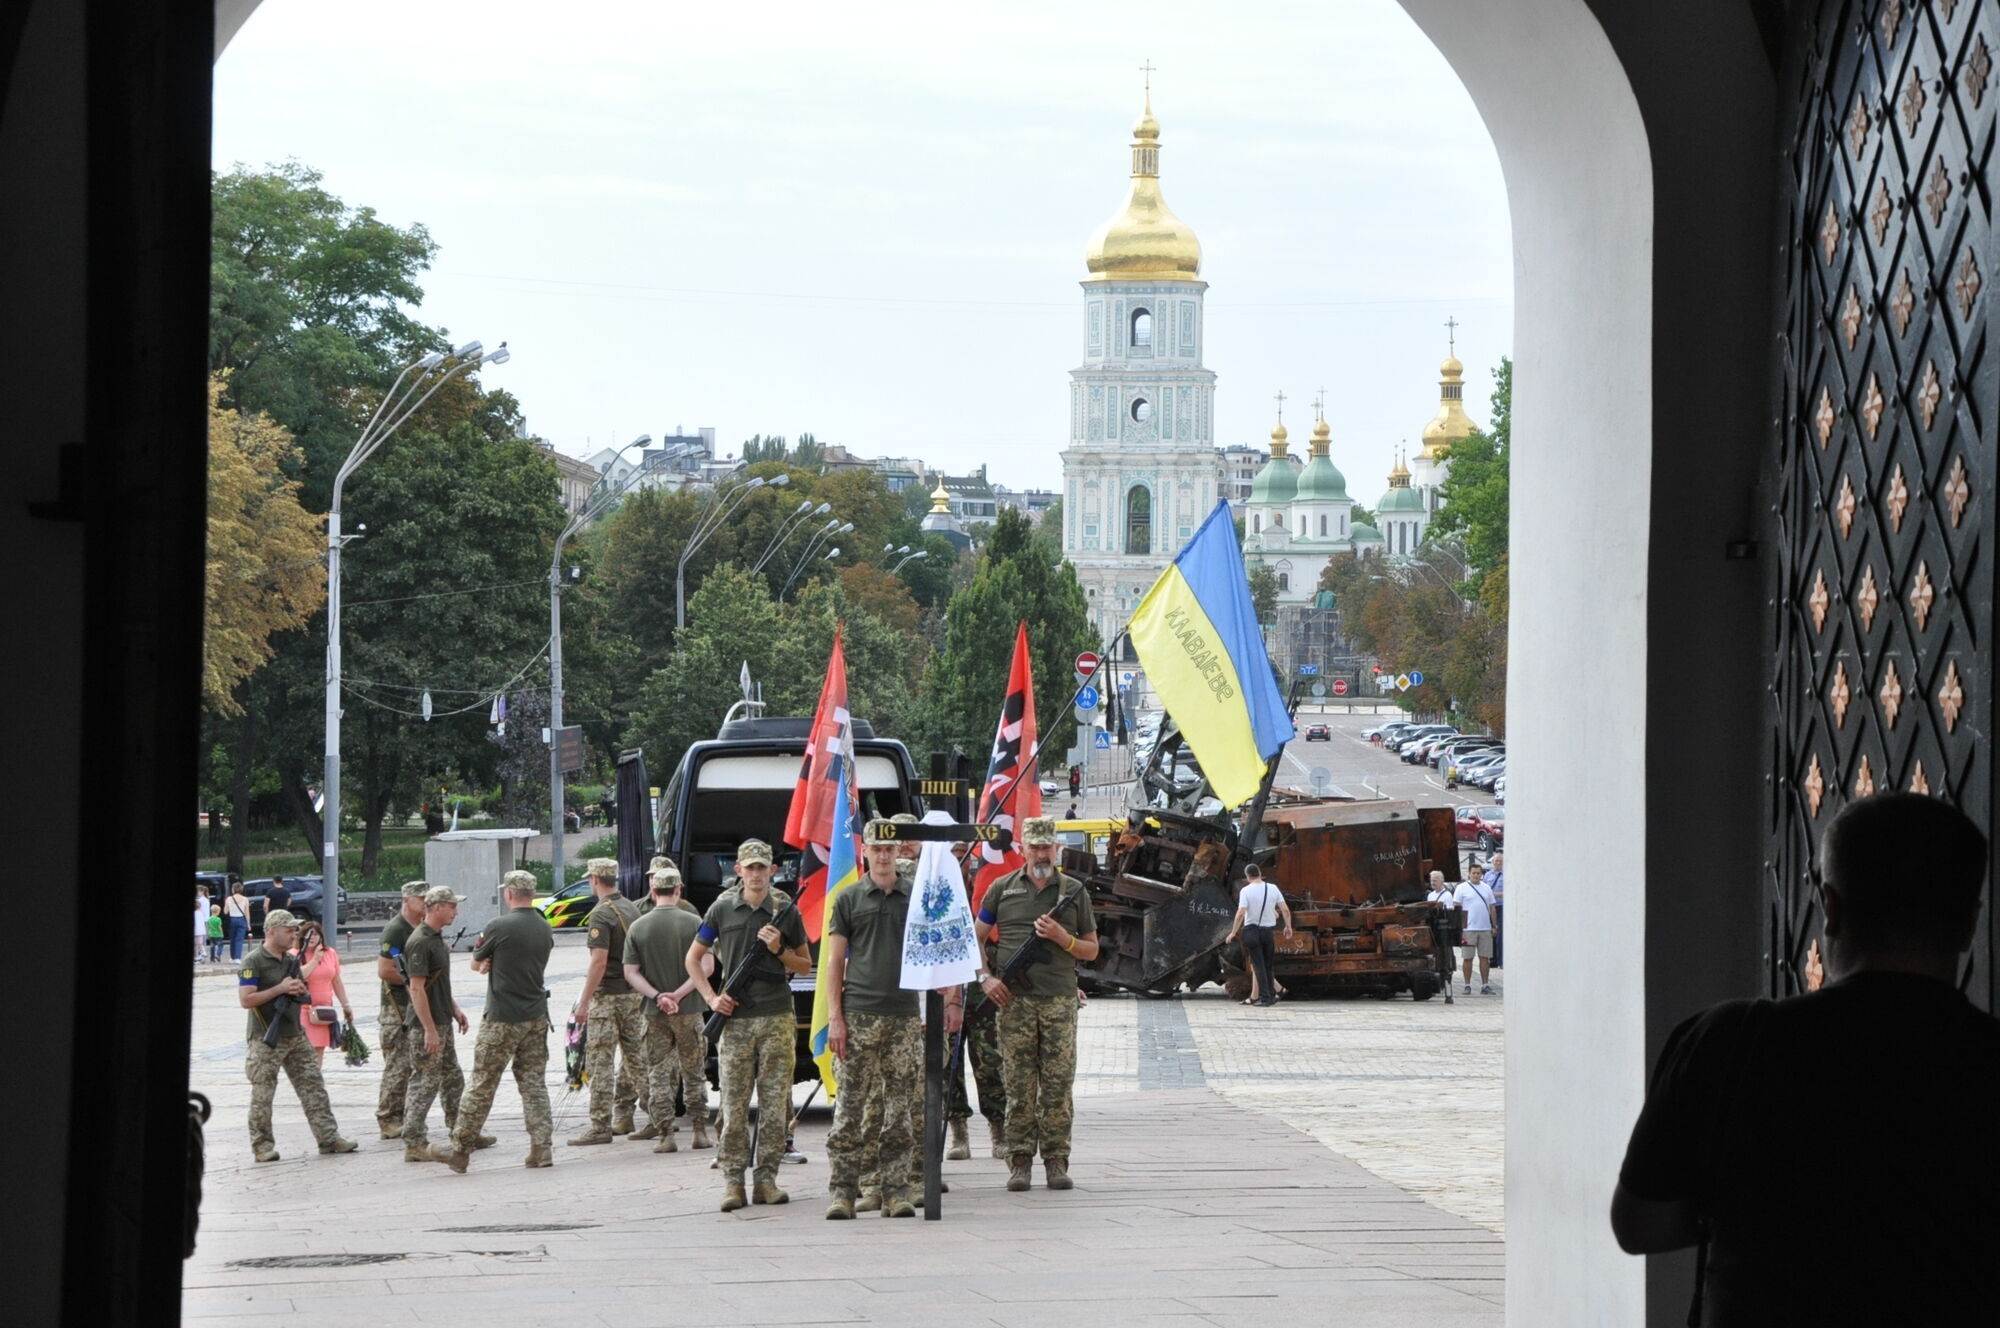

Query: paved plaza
<box><xmin>186</xmin><ymin>931</ymin><xmax>1504</xmax><ymax>1325</ymax></box>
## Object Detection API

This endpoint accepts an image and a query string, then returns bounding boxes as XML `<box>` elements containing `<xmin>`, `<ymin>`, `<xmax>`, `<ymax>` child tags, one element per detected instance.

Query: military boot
<box><xmin>431</xmin><ymin>1144</ymin><xmax>469</xmax><ymax>1174</ymax></box>
<box><xmin>253</xmin><ymin>1144</ymin><xmax>280</xmax><ymax>1163</ymax></box>
<box><xmin>825</xmin><ymin>1194</ymin><xmax>856</xmax><ymax>1220</ymax></box>
<box><xmin>524</xmin><ymin>1145</ymin><xmax>553</xmax><ymax>1168</ymax></box>
<box><xmin>631</xmin><ymin>1121</ymin><xmax>660</xmax><ymax>1141</ymax></box>
<box><xmin>568</xmin><ymin>1127</ymin><xmax>615</xmax><ymax>1146</ymax></box>
<box><xmin>404</xmin><ymin>1142</ymin><xmax>435</xmax><ymax>1163</ymax></box>
<box><xmin>317</xmin><ymin>1137</ymin><xmax>358</xmax><ymax>1155</ymax></box>
<box><xmin>884</xmin><ymin>1193</ymin><xmax>917</xmax><ymax>1218</ymax></box>
<box><xmin>721</xmin><ymin>1177</ymin><xmax>749</xmax><ymax>1212</ymax></box>
<box><xmin>1006</xmin><ymin>1155</ymin><xmax>1033</xmax><ymax>1192</ymax></box>
<box><xmin>752</xmin><ymin>1178</ymin><xmax>790</xmax><ymax>1205</ymax></box>
<box><xmin>1044</xmin><ymin>1157</ymin><xmax>1074</xmax><ymax>1191</ymax></box>
<box><xmin>691</xmin><ymin>1115</ymin><xmax>713</xmax><ymax>1149</ymax></box>
<box><xmin>611</xmin><ymin>1115</ymin><xmax>634</xmax><ymax>1135</ymax></box>
<box><xmin>378</xmin><ymin>1120</ymin><xmax>404</xmax><ymax>1140</ymax></box>
<box><xmin>471</xmin><ymin>1133</ymin><xmax>497</xmax><ymax>1150</ymax></box>
<box><xmin>947</xmin><ymin>1117</ymin><xmax>972</xmax><ymax>1161</ymax></box>
<box><xmin>855</xmin><ymin>1190</ymin><xmax>882</xmax><ymax>1213</ymax></box>
<box><xmin>988</xmin><ymin>1119</ymin><xmax>1007</xmax><ymax>1159</ymax></box>
<box><xmin>653</xmin><ymin>1131</ymin><xmax>678</xmax><ymax>1153</ymax></box>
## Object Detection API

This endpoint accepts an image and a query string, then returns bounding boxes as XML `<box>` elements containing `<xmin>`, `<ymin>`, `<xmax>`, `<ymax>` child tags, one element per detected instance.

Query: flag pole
<box><xmin>982</xmin><ymin>627</ymin><xmax>1130</xmax><ymax>829</ymax></box>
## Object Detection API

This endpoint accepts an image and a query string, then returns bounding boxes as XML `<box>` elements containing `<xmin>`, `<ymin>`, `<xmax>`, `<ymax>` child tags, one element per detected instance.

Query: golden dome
<box><xmin>1269</xmin><ymin>417</ymin><xmax>1290</xmax><ymax>458</ymax></box>
<box><xmin>1084</xmin><ymin>94</ymin><xmax>1203</xmax><ymax>283</ymax></box>
<box><xmin>1309</xmin><ymin>415</ymin><xmax>1332</xmax><ymax>458</ymax></box>
<box><xmin>929</xmin><ymin>481</ymin><xmax>951</xmax><ymax>515</ymax></box>
<box><xmin>1390</xmin><ymin>452</ymin><xmax>1413</xmax><ymax>483</ymax></box>
<box><xmin>1420</xmin><ymin>350</ymin><xmax>1477</xmax><ymax>458</ymax></box>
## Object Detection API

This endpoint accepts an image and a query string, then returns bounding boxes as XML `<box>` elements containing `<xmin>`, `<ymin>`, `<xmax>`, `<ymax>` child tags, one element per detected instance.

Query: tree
<box><xmin>1247</xmin><ymin>561</ymin><xmax>1281</xmax><ymax>625</ymax></box>
<box><xmin>203</xmin><ymin>376</ymin><xmax>325</xmax><ymax>714</ymax></box>
<box><xmin>837</xmin><ymin>563</ymin><xmax>922</xmax><ymax>637</ymax></box>
<box><xmin>1430</xmin><ymin>356</ymin><xmax>1511</xmax><ymax>581</ymax></box>
<box><xmin>793</xmin><ymin>431</ymin><xmax>826</xmax><ymax>469</ymax></box>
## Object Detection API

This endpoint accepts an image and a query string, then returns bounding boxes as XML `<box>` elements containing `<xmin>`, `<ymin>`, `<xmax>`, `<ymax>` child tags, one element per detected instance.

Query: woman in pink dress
<box><xmin>295</xmin><ymin>921</ymin><xmax>354</xmax><ymax>1065</ymax></box>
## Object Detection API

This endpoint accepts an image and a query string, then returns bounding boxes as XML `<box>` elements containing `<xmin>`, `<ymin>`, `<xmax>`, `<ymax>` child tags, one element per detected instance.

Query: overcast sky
<box><xmin>215</xmin><ymin>0</ymin><xmax>1511</xmax><ymax>501</ymax></box>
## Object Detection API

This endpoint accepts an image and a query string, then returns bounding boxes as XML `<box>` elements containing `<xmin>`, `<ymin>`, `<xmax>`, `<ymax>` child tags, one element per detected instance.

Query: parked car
<box><xmin>1040</xmin><ymin>778</ymin><xmax>1062</xmax><ymax>795</ymax></box>
<box><xmin>536</xmin><ymin>876</ymin><xmax>596</xmax><ymax>929</ymax></box>
<box><xmin>240</xmin><ymin>873</ymin><xmax>346</xmax><ymax>932</ymax></box>
<box><xmin>1493</xmin><ymin>776</ymin><xmax>1506</xmax><ymax>805</ymax></box>
<box><xmin>1388</xmin><ymin>724</ymin><xmax>1455</xmax><ymax>755</ymax></box>
<box><xmin>1455</xmin><ymin>805</ymin><xmax>1507</xmax><ymax>850</ymax></box>
<box><xmin>1403</xmin><ymin>731</ymin><xmax>1463</xmax><ymax>763</ymax></box>
<box><xmin>1362</xmin><ymin>720</ymin><xmax>1412</xmax><ymax>744</ymax></box>
<box><xmin>1455</xmin><ymin>754</ymin><xmax>1508</xmax><ymax>788</ymax></box>
<box><xmin>1304</xmin><ymin>723</ymin><xmax>1331</xmax><ymax>742</ymax></box>
<box><xmin>1434</xmin><ymin>737</ymin><xmax>1504</xmax><ymax>771</ymax></box>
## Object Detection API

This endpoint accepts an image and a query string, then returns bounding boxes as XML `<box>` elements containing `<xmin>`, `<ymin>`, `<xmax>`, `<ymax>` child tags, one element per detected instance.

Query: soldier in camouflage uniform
<box><xmin>689</xmin><ymin>838</ymin><xmax>810</xmax><ymax>1211</ymax></box>
<box><xmin>953</xmin><ymin>834</ymin><xmax>1009</xmax><ymax>1159</ymax></box>
<box><xmin>623</xmin><ymin>865</ymin><xmax>713</xmax><ymax>1152</ymax></box>
<box><xmin>570</xmin><ymin>857</ymin><xmax>647</xmax><ymax>1145</ymax></box>
<box><xmin>402</xmin><ymin>885</ymin><xmax>485</xmax><ymax>1162</ymax></box>
<box><xmin>239</xmin><ymin>909</ymin><xmax>357</xmax><ymax>1161</ymax></box>
<box><xmin>975</xmin><ymin>816</ymin><xmax>1097</xmax><ymax>1192</ymax></box>
<box><xmin>438</xmin><ymin>871</ymin><xmax>556</xmax><ymax>1172</ymax></box>
<box><xmin>373</xmin><ymin>880</ymin><xmax>429</xmax><ymax>1138</ymax></box>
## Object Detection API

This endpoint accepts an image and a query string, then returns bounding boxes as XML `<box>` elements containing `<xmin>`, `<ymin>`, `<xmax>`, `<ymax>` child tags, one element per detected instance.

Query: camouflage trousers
<box><xmin>452</xmin><ymin>1016</ymin><xmax>552</xmax><ymax>1150</ymax></box>
<box><xmin>245</xmin><ymin>1034</ymin><xmax>341</xmax><ymax>1153</ymax></box>
<box><xmin>641</xmin><ymin>1009</ymin><xmax>707</xmax><ymax>1136</ymax></box>
<box><xmin>586</xmin><ymin>992</ymin><xmax>646</xmax><ymax>1130</ymax></box>
<box><xmin>828</xmin><ymin>1011</ymin><xmax>922</xmax><ymax>1200</ymax></box>
<box><xmin>399</xmin><ymin>1022</ymin><xmax>465</xmax><ymax>1148</ymax></box>
<box><xmin>375</xmin><ymin>1007</ymin><xmax>412</xmax><ymax>1130</ymax></box>
<box><xmin>946</xmin><ymin>995</ymin><xmax>1007</xmax><ymax>1124</ymax></box>
<box><xmin>717</xmin><ymin>1012</ymin><xmax>793</xmax><ymax>1185</ymax></box>
<box><xmin>997</xmin><ymin>994</ymin><xmax>1078</xmax><ymax>1160</ymax></box>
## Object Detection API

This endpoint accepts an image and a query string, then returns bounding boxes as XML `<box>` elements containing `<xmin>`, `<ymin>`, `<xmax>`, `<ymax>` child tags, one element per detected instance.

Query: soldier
<box><xmin>688</xmin><ymin>838</ymin><xmax>810</xmax><ymax>1211</ymax></box>
<box><xmin>402</xmin><ymin>885</ymin><xmax>485</xmax><ymax>1163</ymax></box>
<box><xmin>956</xmin><ymin>838</ymin><xmax>1010</xmax><ymax>1160</ymax></box>
<box><xmin>975</xmin><ymin>815</ymin><xmax>1098</xmax><ymax>1192</ymax></box>
<box><xmin>373</xmin><ymin>880</ymin><xmax>428</xmax><ymax>1139</ymax></box>
<box><xmin>438</xmin><ymin>870</ymin><xmax>556</xmax><ymax>1173</ymax></box>
<box><xmin>624</xmin><ymin>865</ymin><xmax>715</xmax><ymax>1153</ymax></box>
<box><xmin>569</xmin><ymin>857</ymin><xmax>648</xmax><ymax>1145</ymax></box>
<box><xmin>238</xmin><ymin>909</ymin><xmax>357</xmax><ymax>1162</ymax></box>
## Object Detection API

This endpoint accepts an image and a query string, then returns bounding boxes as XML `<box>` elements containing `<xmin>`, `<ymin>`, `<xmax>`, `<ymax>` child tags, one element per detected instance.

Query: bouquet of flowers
<box><xmin>565</xmin><ymin>1011</ymin><xmax>587</xmax><ymax>1091</ymax></box>
<box><xmin>341</xmin><ymin>1024</ymin><xmax>371</xmax><ymax>1067</ymax></box>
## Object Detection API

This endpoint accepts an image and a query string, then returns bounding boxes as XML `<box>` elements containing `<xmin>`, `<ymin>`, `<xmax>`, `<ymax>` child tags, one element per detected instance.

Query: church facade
<box><xmin>1059</xmin><ymin>95</ymin><xmax>1224</xmax><ymax>651</ymax></box>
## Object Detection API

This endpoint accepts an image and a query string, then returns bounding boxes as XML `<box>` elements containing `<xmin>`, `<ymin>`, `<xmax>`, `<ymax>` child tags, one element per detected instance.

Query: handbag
<box><xmin>307</xmin><ymin>1005</ymin><xmax>341</xmax><ymax>1044</ymax></box>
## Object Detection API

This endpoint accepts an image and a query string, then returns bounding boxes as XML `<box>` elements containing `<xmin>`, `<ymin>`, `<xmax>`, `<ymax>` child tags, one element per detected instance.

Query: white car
<box><xmin>1039</xmin><ymin>778</ymin><xmax>1061</xmax><ymax>795</ymax></box>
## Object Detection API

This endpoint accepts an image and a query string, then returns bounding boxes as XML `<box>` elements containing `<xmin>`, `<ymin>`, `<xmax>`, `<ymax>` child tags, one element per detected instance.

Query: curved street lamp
<box><xmin>891</xmin><ymin>549</ymin><xmax>930</xmax><ymax>574</ymax></box>
<box><xmin>677</xmin><ymin>472</ymin><xmax>788</xmax><ymax>628</ymax></box>
<box><xmin>753</xmin><ymin>500</ymin><xmax>832</xmax><ymax>574</ymax></box>
<box><xmin>784</xmin><ymin>520</ymin><xmax>852</xmax><ymax>596</ymax></box>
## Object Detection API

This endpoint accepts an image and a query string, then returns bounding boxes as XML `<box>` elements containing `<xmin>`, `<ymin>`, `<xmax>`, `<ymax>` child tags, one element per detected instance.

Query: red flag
<box><xmin>973</xmin><ymin>621</ymin><xmax>1042</xmax><ymax>910</ymax></box>
<box><xmin>784</xmin><ymin>626</ymin><xmax>853</xmax><ymax>940</ymax></box>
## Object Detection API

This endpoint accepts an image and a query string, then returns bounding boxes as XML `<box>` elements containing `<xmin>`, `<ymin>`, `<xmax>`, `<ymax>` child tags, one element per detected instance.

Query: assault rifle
<box><xmin>964</xmin><ymin>875</ymin><xmax>1088</xmax><ymax>1029</ymax></box>
<box><xmin>699</xmin><ymin>905</ymin><xmax>799</xmax><ymax>1043</ymax></box>
<box><xmin>261</xmin><ymin>953</ymin><xmax>304</xmax><ymax>1047</ymax></box>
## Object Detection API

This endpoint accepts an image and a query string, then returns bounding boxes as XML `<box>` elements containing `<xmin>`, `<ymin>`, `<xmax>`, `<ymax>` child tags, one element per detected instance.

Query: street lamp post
<box><xmin>323</xmin><ymin>340</ymin><xmax>509</xmax><ymax>936</ymax></box>
<box><xmin>676</xmin><ymin>472</ymin><xmax>788</xmax><ymax>629</ymax></box>
<box><xmin>783</xmin><ymin>520</ymin><xmax>851</xmax><ymax>597</ymax></box>
<box><xmin>752</xmin><ymin>500</ymin><xmax>831</xmax><ymax>575</ymax></box>
<box><xmin>891</xmin><ymin>549</ymin><xmax>930</xmax><ymax>574</ymax></box>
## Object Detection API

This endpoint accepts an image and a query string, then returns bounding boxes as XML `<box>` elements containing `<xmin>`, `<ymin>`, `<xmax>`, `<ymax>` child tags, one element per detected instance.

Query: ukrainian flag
<box><xmin>807</xmin><ymin>756</ymin><xmax>861</xmax><ymax>1095</ymax></box>
<box><xmin>1128</xmin><ymin>500</ymin><xmax>1296</xmax><ymax>807</ymax></box>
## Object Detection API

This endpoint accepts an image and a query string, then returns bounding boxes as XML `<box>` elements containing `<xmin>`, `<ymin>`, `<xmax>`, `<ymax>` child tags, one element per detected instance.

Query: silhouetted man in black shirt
<box><xmin>1613</xmin><ymin>793</ymin><xmax>2000</xmax><ymax>1325</ymax></box>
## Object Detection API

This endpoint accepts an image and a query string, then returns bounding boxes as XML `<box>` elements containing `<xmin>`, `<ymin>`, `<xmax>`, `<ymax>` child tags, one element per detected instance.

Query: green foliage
<box><xmin>1323</xmin><ymin>543</ymin><xmax>1505</xmax><ymax>733</ymax></box>
<box><xmin>1246</xmin><ymin>561</ymin><xmax>1281</xmax><ymax>625</ymax></box>
<box><xmin>1429</xmin><ymin>356</ymin><xmax>1511</xmax><ymax>579</ymax></box>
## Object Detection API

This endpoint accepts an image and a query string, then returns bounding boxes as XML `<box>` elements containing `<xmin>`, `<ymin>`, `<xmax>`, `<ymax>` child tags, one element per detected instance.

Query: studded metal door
<box><xmin>1771</xmin><ymin>0</ymin><xmax>1995</xmax><ymax>1009</ymax></box>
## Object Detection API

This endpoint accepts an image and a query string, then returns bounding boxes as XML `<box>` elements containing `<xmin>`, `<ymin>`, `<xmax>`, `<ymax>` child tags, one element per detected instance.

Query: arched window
<box><xmin>1277</xmin><ymin>572</ymin><xmax>1290</xmax><ymax>592</ymax></box>
<box><xmin>1125</xmin><ymin>487</ymin><xmax>1151</xmax><ymax>555</ymax></box>
<box><xmin>1131</xmin><ymin>308</ymin><xmax>1152</xmax><ymax>349</ymax></box>
<box><xmin>1253</xmin><ymin>513</ymin><xmax>1262</xmax><ymax>534</ymax></box>
<box><xmin>1318</xmin><ymin>513</ymin><xmax>1328</xmax><ymax>536</ymax></box>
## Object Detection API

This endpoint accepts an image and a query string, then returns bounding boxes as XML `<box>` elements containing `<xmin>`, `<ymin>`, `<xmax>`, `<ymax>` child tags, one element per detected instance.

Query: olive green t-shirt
<box><xmin>585</xmin><ymin>894</ymin><xmax>641</xmax><ymax>995</ymax></box>
<box><xmin>240</xmin><ymin>944</ymin><xmax>303</xmax><ymax>1041</ymax></box>
<box><xmin>472</xmin><ymin>907</ymin><xmax>553</xmax><ymax>1024</ymax></box>
<box><xmin>379</xmin><ymin>912</ymin><xmax>416</xmax><ymax>1010</ymax></box>
<box><xmin>828</xmin><ymin>875</ymin><xmax>916</xmax><ymax>1017</ymax></box>
<box><xmin>980</xmin><ymin>869</ymin><xmax>1096</xmax><ymax>998</ymax></box>
<box><xmin>626</xmin><ymin>905</ymin><xmax>708</xmax><ymax>1015</ymax></box>
<box><xmin>401</xmin><ymin>922</ymin><xmax>455</xmax><ymax>1029</ymax></box>
<box><xmin>700</xmin><ymin>886</ymin><xmax>807</xmax><ymax>1019</ymax></box>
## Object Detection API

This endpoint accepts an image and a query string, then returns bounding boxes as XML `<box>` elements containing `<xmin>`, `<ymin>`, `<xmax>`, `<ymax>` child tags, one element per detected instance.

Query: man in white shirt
<box><xmin>1452</xmin><ymin>864</ymin><xmax>1498</xmax><ymax>994</ymax></box>
<box><xmin>1426</xmin><ymin>870</ymin><xmax>1453</xmax><ymax>903</ymax></box>
<box><xmin>1225</xmin><ymin>864</ymin><xmax>1293</xmax><ymax>1008</ymax></box>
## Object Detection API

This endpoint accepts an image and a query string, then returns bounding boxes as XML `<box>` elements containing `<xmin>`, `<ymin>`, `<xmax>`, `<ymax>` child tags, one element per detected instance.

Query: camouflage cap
<box><xmin>648</xmin><ymin>855</ymin><xmax>673</xmax><ymax>875</ymax></box>
<box><xmin>862</xmin><ymin>818</ymin><xmax>900</xmax><ymax>845</ymax></box>
<box><xmin>586</xmin><ymin>856</ymin><xmax>619</xmax><ymax>880</ymax></box>
<box><xmin>649</xmin><ymin>864</ymin><xmax>682</xmax><ymax>891</ymax></box>
<box><xmin>1020</xmin><ymin>816</ymin><xmax>1058</xmax><ymax>846</ymax></box>
<box><xmin>501</xmin><ymin>869</ymin><xmax>538</xmax><ymax>895</ymax></box>
<box><xmin>890</xmin><ymin>812</ymin><xmax>920</xmax><ymax>824</ymax></box>
<box><xmin>262</xmin><ymin>909</ymin><xmax>301</xmax><ymax>930</ymax></box>
<box><xmin>422</xmin><ymin>884</ymin><xmax>467</xmax><ymax>906</ymax></box>
<box><xmin>399</xmin><ymin>879</ymin><xmax>430</xmax><ymax>898</ymax></box>
<box><xmin>736</xmin><ymin>838</ymin><xmax>774</xmax><ymax>866</ymax></box>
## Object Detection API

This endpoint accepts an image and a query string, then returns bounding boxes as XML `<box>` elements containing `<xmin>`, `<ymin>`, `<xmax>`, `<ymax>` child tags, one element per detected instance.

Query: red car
<box><xmin>1304</xmin><ymin>724</ymin><xmax>1331</xmax><ymax>741</ymax></box>
<box><xmin>1455</xmin><ymin>805</ymin><xmax>1506</xmax><ymax>850</ymax></box>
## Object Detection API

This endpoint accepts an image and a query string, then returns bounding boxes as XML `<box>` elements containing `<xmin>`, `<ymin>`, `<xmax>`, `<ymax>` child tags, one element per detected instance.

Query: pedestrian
<box><xmin>975</xmin><ymin>815</ymin><xmax>1098</xmax><ymax>1192</ymax></box>
<box><xmin>687</xmin><ymin>838</ymin><xmax>810</xmax><ymax>1212</ymax></box>
<box><xmin>224</xmin><ymin>881</ymin><xmax>251</xmax><ymax>961</ymax></box>
<box><xmin>374</xmin><ymin>880</ymin><xmax>429</xmax><ymax>1140</ymax></box>
<box><xmin>265</xmin><ymin>875</ymin><xmax>292</xmax><ymax>919</ymax></box>
<box><xmin>1612</xmin><ymin>793</ymin><xmax>2000</xmax><ymax>1323</ymax></box>
<box><xmin>1068</xmin><ymin>764</ymin><xmax>1081</xmax><ymax>798</ymax></box>
<box><xmin>439</xmin><ymin>870</ymin><xmax>555</xmax><ymax>1172</ymax></box>
<box><xmin>1487</xmin><ymin>851</ymin><xmax>1505</xmax><ymax>968</ymax></box>
<box><xmin>1226</xmin><ymin>862</ymin><xmax>1293</xmax><ymax>1007</ymax></box>
<box><xmin>623</xmin><ymin>865</ymin><xmax>714</xmax><ymax>1155</ymax></box>
<box><xmin>1452</xmin><ymin>864</ymin><xmax>1498</xmax><ymax>994</ymax></box>
<box><xmin>206</xmin><ymin>904</ymin><xmax>224</xmax><ymax>962</ymax></box>
<box><xmin>1426</xmin><ymin>869</ymin><xmax>1453</xmax><ymax>903</ymax></box>
<box><xmin>294</xmin><ymin>921</ymin><xmax>354</xmax><ymax>1067</ymax></box>
<box><xmin>238</xmin><ymin>909</ymin><xmax>357</xmax><ymax>1162</ymax></box>
<box><xmin>823</xmin><ymin>818</ymin><xmax>963</xmax><ymax>1219</ymax></box>
<box><xmin>568</xmin><ymin>857</ymin><xmax>648</xmax><ymax>1145</ymax></box>
<box><xmin>195</xmin><ymin>887</ymin><xmax>210</xmax><ymax>964</ymax></box>
<box><xmin>402</xmin><ymin>884</ymin><xmax>482</xmax><ymax>1164</ymax></box>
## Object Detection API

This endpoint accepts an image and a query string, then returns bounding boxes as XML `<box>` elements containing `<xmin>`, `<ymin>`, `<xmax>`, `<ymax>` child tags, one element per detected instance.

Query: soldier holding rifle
<box><xmin>687</xmin><ymin>838</ymin><xmax>810</xmax><ymax>1212</ymax></box>
<box><xmin>974</xmin><ymin>816</ymin><xmax>1098</xmax><ymax>1192</ymax></box>
<box><xmin>238</xmin><ymin>909</ymin><xmax>357</xmax><ymax>1162</ymax></box>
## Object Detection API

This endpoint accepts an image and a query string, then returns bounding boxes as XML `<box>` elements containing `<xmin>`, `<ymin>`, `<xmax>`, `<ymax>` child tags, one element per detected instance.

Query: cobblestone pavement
<box><xmin>189</xmin><ymin>931</ymin><xmax>1502</xmax><ymax>1322</ymax></box>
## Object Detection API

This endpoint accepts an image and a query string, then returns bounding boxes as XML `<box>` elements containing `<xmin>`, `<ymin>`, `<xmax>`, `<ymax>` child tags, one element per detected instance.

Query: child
<box><xmin>205</xmin><ymin>903</ymin><xmax>224</xmax><ymax>962</ymax></box>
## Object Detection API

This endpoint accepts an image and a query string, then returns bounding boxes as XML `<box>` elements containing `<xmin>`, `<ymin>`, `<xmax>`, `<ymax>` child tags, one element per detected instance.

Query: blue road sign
<box><xmin>1077</xmin><ymin>686</ymin><xmax>1100</xmax><ymax>709</ymax></box>
<box><xmin>1408</xmin><ymin>670</ymin><xmax>1426</xmax><ymax>686</ymax></box>
<box><xmin>1094</xmin><ymin>731</ymin><xmax>1111</xmax><ymax>749</ymax></box>
<box><xmin>1298</xmin><ymin>664</ymin><xmax>1321</xmax><ymax>676</ymax></box>
<box><xmin>1118</xmin><ymin>682</ymin><xmax>1129</xmax><ymax>692</ymax></box>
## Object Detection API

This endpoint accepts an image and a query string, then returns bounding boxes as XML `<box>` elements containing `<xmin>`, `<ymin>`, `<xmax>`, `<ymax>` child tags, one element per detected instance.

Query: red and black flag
<box><xmin>783</xmin><ymin>625</ymin><xmax>854</xmax><ymax>940</ymax></box>
<box><xmin>973</xmin><ymin>621</ymin><xmax>1042</xmax><ymax>911</ymax></box>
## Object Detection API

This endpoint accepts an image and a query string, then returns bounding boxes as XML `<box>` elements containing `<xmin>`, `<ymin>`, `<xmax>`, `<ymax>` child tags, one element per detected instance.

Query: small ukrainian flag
<box><xmin>1128</xmin><ymin>501</ymin><xmax>1296</xmax><ymax>807</ymax></box>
